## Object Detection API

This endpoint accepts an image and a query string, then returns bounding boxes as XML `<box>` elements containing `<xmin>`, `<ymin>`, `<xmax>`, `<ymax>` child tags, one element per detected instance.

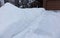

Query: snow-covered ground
<box><xmin>0</xmin><ymin>3</ymin><xmax>60</xmax><ymax>38</ymax></box>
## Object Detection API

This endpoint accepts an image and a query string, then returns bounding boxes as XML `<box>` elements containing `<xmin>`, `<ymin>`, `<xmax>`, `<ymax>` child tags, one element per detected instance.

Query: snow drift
<box><xmin>0</xmin><ymin>3</ymin><xmax>45</xmax><ymax>38</ymax></box>
<box><xmin>0</xmin><ymin>2</ymin><xmax>60</xmax><ymax>38</ymax></box>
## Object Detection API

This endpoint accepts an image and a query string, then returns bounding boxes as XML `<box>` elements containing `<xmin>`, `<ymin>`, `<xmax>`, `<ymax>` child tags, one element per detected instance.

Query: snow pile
<box><xmin>0</xmin><ymin>3</ymin><xmax>45</xmax><ymax>38</ymax></box>
<box><xmin>0</xmin><ymin>2</ymin><xmax>60</xmax><ymax>38</ymax></box>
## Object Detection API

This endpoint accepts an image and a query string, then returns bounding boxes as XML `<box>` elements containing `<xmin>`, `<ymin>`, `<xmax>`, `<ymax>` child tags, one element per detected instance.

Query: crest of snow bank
<box><xmin>1</xmin><ymin>2</ymin><xmax>19</xmax><ymax>9</ymax></box>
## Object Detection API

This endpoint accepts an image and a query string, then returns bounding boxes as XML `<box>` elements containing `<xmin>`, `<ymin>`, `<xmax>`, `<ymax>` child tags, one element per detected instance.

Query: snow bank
<box><xmin>1</xmin><ymin>2</ymin><xmax>60</xmax><ymax>38</ymax></box>
<box><xmin>0</xmin><ymin>3</ymin><xmax>45</xmax><ymax>38</ymax></box>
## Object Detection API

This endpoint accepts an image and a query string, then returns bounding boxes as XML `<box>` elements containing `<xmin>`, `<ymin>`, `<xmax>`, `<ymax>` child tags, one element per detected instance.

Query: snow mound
<box><xmin>0</xmin><ymin>2</ymin><xmax>24</xmax><ymax>36</ymax></box>
<box><xmin>0</xmin><ymin>3</ymin><xmax>45</xmax><ymax>38</ymax></box>
<box><xmin>0</xmin><ymin>2</ymin><xmax>60</xmax><ymax>38</ymax></box>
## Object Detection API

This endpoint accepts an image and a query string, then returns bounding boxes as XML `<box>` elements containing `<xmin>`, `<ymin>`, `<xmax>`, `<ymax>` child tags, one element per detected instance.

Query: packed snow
<box><xmin>0</xmin><ymin>3</ymin><xmax>60</xmax><ymax>38</ymax></box>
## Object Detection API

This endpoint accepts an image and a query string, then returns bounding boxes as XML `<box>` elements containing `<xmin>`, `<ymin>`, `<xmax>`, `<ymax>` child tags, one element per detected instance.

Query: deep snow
<box><xmin>0</xmin><ymin>3</ymin><xmax>45</xmax><ymax>38</ymax></box>
<box><xmin>0</xmin><ymin>3</ymin><xmax>60</xmax><ymax>38</ymax></box>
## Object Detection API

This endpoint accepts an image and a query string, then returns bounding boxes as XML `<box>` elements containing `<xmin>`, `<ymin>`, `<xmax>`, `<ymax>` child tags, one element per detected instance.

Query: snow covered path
<box><xmin>0</xmin><ymin>3</ymin><xmax>60</xmax><ymax>38</ymax></box>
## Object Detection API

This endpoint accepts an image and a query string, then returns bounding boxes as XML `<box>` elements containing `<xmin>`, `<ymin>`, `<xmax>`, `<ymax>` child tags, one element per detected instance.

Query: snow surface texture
<box><xmin>0</xmin><ymin>3</ymin><xmax>60</xmax><ymax>38</ymax></box>
<box><xmin>0</xmin><ymin>3</ymin><xmax>45</xmax><ymax>38</ymax></box>
<box><xmin>13</xmin><ymin>11</ymin><xmax>60</xmax><ymax>38</ymax></box>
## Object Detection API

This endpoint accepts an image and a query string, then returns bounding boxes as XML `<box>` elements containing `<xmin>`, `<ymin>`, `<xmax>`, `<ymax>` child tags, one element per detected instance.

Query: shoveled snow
<box><xmin>0</xmin><ymin>3</ymin><xmax>60</xmax><ymax>38</ymax></box>
<box><xmin>0</xmin><ymin>3</ymin><xmax>45</xmax><ymax>38</ymax></box>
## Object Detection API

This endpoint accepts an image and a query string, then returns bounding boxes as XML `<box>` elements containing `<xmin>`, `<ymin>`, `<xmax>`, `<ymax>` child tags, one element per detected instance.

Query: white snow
<box><xmin>13</xmin><ymin>10</ymin><xmax>60</xmax><ymax>38</ymax></box>
<box><xmin>0</xmin><ymin>3</ymin><xmax>45</xmax><ymax>38</ymax></box>
<box><xmin>0</xmin><ymin>3</ymin><xmax>60</xmax><ymax>38</ymax></box>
